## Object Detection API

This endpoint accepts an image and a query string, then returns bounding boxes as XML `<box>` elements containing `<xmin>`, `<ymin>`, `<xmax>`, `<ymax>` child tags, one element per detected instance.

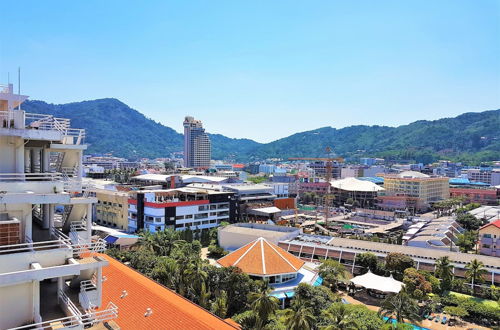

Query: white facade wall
<box><xmin>0</xmin><ymin>283</ymin><xmax>34</xmax><ymax>329</ymax></box>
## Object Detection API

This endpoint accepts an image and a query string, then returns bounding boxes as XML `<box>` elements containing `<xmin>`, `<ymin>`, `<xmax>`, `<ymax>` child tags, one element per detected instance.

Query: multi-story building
<box><xmin>463</xmin><ymin>168</ymin><xmax>500</xmax><ymax>186</ymax></box>
<box><xmin>183</xmin><ymin>116</ymin><xmax>211</xmax><ymax>169</ymax></box>
<box><xmin>127</xmin><ymin>188</ymin><xmax>235</xmax><ymax>233</ymax></box>
<box><xmin>380</xmin><ymin>171</ymin><xmax>449</xmax><ymax>210</ymax></box>
<box><xmin>95</xmin><ymin>190</ymin><xmax>130</xmax><ymax>230</ymax></box>
<box><xmin>0</xmin><ymin>84</ymin><xmax>117</xmax><ymax>329</ymax></box>
<box><xmin>450</xmin><ymin>187</ymin><xmax>499</xmax><ymax>205</ymax></box>
<box><xmin>340</xmin><ymin>165</ymin><xmax>364</xmax><ymax>179</ymax></box>
<box><xmin>479</xmin><ymin>220</ymin><xmax>500</xmax><ymax>257</ymax></box>
<box><xmin>308</xmin><ymin>161</ymin><xmax>341</xmax><ymax>180</ymax></box>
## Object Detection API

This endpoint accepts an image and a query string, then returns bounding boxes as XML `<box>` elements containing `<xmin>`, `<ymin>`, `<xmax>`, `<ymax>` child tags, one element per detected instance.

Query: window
<box><xmin>210</xmin><ymin>205</ymin><xmax>217</xmax><ymax>210</ymax></box>
<box><xmin>195</xmin><ymin>213</ymin><xmax>208</xmax><ymax>219</ymax></box>
<box><xmin>483</xmin><ymin>234</ymin><xmax>492</xmax><ymax>238</ymax></box>
<box><xmin>483</xmin><ymin>244</ymin><xmax>490</xmax><ymax>249</ymax></box>
<box><xmin>155</xmin><ymin>217</ymin><xmax>163</xmax><ymax>223</ymax></box>
<box><xmin>199</xmin><ymin>205</ymin><xmax>208</xmax><ymax>211</ymax></box>
<box><xmin>185</xmin><ymin>214</ymin><xmax>193</xmax><ymax>219</ymax></box>
<box><xmin>146</xmin><ymin>216</ymin><xmax>154</xmax><ymax>222</ymax></box>
<box><xmin>175</xmin><ymin>215</ymin><xmax>185</xmax><ymax>220</ymax></box>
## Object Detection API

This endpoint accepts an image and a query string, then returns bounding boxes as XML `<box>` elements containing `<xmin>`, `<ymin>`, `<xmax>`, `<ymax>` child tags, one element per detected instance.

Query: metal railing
<box><xmin>24</xmin><ymin>112</ymin><xmax>86</xmax><ymax>145</ymax></box>
<box><xmin>0</xmin><ymin>238</ymin><xmax>72</xmax><ymax>255</ymax></box>
<box><xmin>0</xmin><ymin>172</ymin><xmax>62</xmax><ymax>182</ymax></box>
<box><xmin>10</xmin><ymin>296</ymin><xmax>118</xmax><ymax>329</ymax></box>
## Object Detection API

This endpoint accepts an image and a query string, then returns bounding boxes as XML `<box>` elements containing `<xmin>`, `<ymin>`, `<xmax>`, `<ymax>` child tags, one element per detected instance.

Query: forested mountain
<box><xmin>22</xmin><ymin>99</ymin><xmax>499</xmax><ymax>164</ymax></box>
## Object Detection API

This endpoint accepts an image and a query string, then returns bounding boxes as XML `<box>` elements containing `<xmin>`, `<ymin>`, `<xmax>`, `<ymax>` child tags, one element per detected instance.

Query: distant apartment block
<box><xmin>463</xmin><ymin>168</ymin><xmax>500</xmax><ymax>186</ymax></box>
<box><xmin>450</xmin><ymin>187</ymin><xmax>499</xmax><ymax>205</ymax></box>
<box><xmin>183</xmin><ymin>116</ymin><xmax>211</xmax><ymax>169</ymax></box>
<box><xmin>127</xmin><ymin>188</ymin><xmax>234</xmax><ymax>233</ymax></box>
<box><xmin>308</xmin><ymin>161</ymin><xmax>341</xmax><ymax>180</ymax></box>
<box><xmin>95</xmin><ymin>190</ymin><xmax>130</xmax><ymax>230</ymax></box>
<box><xmin>479</xmin><ymin>220</ymin><xmax>500</xmax><ymax>257</ymax></box>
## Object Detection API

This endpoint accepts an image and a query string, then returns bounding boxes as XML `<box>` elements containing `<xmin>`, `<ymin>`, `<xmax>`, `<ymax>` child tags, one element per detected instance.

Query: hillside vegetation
<box><xmin>22</xmin><ymin>99</ymin><xmax>499</xmax><ymax>164</ymax></box>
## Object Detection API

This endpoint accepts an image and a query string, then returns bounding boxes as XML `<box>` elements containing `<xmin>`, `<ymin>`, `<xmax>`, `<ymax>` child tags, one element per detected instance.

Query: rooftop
<box><xmin>330</xmin><ymin>177</ymin><xmax>385</xmax><ymax>192</ymax></box>
<box><xmin>217</xmin><ymin>237</ymin><xmax>305</xmax><ymax>276</ymax></box>
<box><xmin>97</xmin><ymin>254</ymin><xmax>239</xmax><ymax>330</ymax></box>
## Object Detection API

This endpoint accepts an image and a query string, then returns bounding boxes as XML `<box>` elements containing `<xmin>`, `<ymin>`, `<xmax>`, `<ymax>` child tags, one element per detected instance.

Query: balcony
<box><xmin>0</xmin><ymin>110</ymin><xmax>85</xmax><ymax>145</ymax></box>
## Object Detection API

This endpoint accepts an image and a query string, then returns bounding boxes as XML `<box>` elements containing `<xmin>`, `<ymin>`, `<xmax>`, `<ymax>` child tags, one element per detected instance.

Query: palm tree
<box><xmin>284</xmin><ymin>305</ymin><xmax>315</xmax><ymax>330</ymax></box>
<box><xmin>211</xmin><ymin>291</ymin><xmax>228</xmax><ymax>318</ymax></box>
<box><xmin>465</xmin><ymin>259</ymin><xmax>487</xmax><ymax>295</ymax></box>
<box><xmin>435</xmin><ymin>256</ymin><xmax>454</xmax><ymax>291</ymax></box>
<box><xmin>320</xmin><ymin>303</ymin><xmax>359</xmax><ymax>330</ymax></box>
<box><xmin>378</xmin><ymin>289</ymin><xmax>420</xmax><ymax>324</ymax></box>
<box><xmin>247</xmin><ymin>281</ymin><xmax>279</xmax><ymax>330</ymax></box>
<box><xmin>318</xmin><ymin>259</ymin><xmax>349</xmax><ymax>290</ymax></box>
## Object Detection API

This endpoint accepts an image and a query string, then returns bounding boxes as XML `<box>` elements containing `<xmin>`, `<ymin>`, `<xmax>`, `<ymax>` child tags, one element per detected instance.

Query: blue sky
<box><xmin>1</xmin><ymin>1</ymin><xmax>499</xmax><ymax>142</ymax></box>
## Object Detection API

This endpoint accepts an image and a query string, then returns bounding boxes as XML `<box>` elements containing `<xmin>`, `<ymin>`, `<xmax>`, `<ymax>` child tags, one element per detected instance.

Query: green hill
<box><xmin>22</xmin><ymin>99</ymin><xmax>499</xmax><ymax>164</ymax></box>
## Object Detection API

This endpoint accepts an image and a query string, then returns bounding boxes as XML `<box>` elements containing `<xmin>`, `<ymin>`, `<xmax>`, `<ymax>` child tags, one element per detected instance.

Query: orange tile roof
<box><xmin>216</xmin><ymin>237</ymin><xmax>305</xmax><ymax>276</ymax></box>
<box><xmin>97</xmin><ymin>254</ymin><xmax>239</xmax><ymax>330</ymax></box>
<box><xmin>481</xmin><ymin>219</ymin><xmax>500</xmax><ymax>230</ymax></box>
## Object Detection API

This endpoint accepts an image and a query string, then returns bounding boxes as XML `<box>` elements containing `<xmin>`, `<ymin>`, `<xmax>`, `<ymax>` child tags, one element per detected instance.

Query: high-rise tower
<box><xmin>183</xmin><ymin>116</ymin><xmax>211</xmax><ymax>169</ymax></box>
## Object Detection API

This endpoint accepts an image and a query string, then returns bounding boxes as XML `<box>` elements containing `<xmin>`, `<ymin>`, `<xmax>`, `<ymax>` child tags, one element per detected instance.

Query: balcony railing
<box><xmin>0</xmin><ymin>238</ymin><xmax>72</xmax><ymax>255</ymax></box>
<box><xmin>0</xmin><ymin>172</ymin><xmax>62</xmax><ymax>182</ymax></box>
<box><xmin>9</xmin><ymin>298</ymin><xmax>118</xmax><ymax>330</ymax></box>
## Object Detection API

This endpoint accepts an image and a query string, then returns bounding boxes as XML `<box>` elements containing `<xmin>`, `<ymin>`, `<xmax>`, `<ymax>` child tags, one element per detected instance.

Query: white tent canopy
<box><xmin>350</xmin><ymin>271</ymin><xmax>404</xmax><ymax>293</ymax></box>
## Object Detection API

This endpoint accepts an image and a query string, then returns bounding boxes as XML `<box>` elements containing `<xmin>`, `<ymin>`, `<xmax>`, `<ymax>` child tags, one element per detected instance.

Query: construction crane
<box><xmin>289</xmin><ymin>147</ymin><xmax>344</xmax><ymax>230</ymax></box>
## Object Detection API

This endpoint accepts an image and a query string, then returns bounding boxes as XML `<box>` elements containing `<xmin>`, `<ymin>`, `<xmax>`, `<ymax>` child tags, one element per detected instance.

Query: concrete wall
<box><xmin>0</xmin><ymin>282</ymin><xmax>34</xmax><ymax>329</ymax></box>
<box><xmin>0</xmin><ymin>248</ymin><xmax>72</xmax><ymax>273</ymax></box>
<box><xmin>0</xmin><ymin>136</ymin><xmax>19</xmax><ymax>173</ymax></box>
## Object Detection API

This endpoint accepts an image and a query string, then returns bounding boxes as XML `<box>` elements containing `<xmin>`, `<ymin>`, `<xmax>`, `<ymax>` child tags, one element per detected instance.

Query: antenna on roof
<box><xmin>17</xmin><ymin>67</ymin><xmax>21</xmax><ymax>110</ymax></box>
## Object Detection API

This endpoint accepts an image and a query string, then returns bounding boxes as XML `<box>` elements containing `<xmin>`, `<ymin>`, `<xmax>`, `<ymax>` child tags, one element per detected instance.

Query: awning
<box><xmin>350</xmin><ymin>271</ymin><xmax>403</xmax><ymax>293</ymax></box>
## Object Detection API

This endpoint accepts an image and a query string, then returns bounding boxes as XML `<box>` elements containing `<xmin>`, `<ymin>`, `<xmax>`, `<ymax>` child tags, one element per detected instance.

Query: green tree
<box><xmin>211</xmin><ymin>290</ymin><xmax>228</xmax><ymax>319</ymax></box>
<box><xmin>283</xmin><ymin>305</ymin><xmax>315</xmax><ymax>330</ymax></box>
<box><xmin>456</xmin><ymin>213</ymin><xmax>483</xmax><ymax>231</ymax></box>
<box><xmin>293</xmin><ymin>283</ymin><xmax>339</xmax><ymax>318</ymax></box>
<box><xmin>385</xmin><ymin>253</ymin><xmax>414</xmax><ymax>279</ymax></box>
<box><xmin>378</xmin><ymin>289</ymin><xmax>420</xmax><ymax>324</ymax></box>
<box><xmin>402</xmin><ymin>268</ymin><xmax>432</xmax><ymax>300</ymax></box>
<box><xmin>465</xmin><ymin>259</ymin><xmax>487</xmax><ymax>295</ymax></box>
<box><xmin>320</xmin><ymin>303</ymin><xmax>359</xmax><ymax>329</ymax></box>
<box><xmin>443</xmin><ymin>306</ymin><xmax>468</xmax><ymax>319</ymax></box>
<box><xmin>456</xmin><ymin>230</ymin><xmax>478</xmax><ymax>253</ymax></box>
<box><xmin>434</xmin><ymin>256</ymin><xmax>454</xmax><ymax>292</ymax></box>
<box><xmin>356</xmin><ymin>252</ymin><xmax>379</xmax><ymax>274</ymax></box>
<box><xmin>318</xmin><ymin>259</ymin><xmax>349</xmax><ymax>290</ymax></box>
<box><xmin>247</xmin><ymin>281</ymin><xmax>280</xmax><ymax>330</ymax></box>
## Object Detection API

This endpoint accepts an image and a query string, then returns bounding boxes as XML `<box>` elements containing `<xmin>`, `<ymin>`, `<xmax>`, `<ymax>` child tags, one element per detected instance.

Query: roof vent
<box><xmin>144</xmin><ymin>308</ymin><xmax>153</xmax><ymax>317</ymax></box>
<box><xmin>120</xmin><ymin>290</ymin><xmax>128</xmax><ymax>298</ymax></box>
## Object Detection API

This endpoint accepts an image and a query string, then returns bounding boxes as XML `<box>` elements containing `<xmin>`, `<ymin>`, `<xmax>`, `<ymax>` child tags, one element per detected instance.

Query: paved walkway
<box><xmin>200</xmin><ymin>247</ymin><xmax>217</xmax><ymax>265</ymax></box>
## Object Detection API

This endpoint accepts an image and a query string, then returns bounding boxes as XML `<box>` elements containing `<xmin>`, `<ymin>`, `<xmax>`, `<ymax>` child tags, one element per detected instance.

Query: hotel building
<box><xmin>183</xmin><ymin>116</ymin><xmax>211</xmax><ymax>169</ymax></box>
<box><xmin>0</xmin><ymin>83</ymin><xmax>117</xmax><ymax>328</ymax></box>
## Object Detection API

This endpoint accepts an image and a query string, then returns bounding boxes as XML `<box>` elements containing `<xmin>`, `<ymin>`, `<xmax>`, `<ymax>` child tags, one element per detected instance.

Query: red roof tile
<box><xmin>216</xmin><ymin>237</ymin><xmax>305</xmax><ymax>276</ymax></box>
<box><xmin>97</xmin><ymin>254</ymin><xmax>239</xmax><ymax>330</ymax></box>
<box><xmin>481</xmin><ymin>219</ymin><xmax>500</xmax><ymax>230</ymax></box>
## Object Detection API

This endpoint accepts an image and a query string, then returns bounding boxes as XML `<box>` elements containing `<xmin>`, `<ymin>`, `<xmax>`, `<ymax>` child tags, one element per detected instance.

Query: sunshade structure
<box><xmin>350</xmin><ymin>271</ymin><xmax>404</xmax><ymax>293</ymax></box>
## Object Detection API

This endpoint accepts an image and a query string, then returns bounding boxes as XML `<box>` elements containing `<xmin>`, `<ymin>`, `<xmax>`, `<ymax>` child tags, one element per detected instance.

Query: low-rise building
<box><xmin>95</xmin><ymin>189</ymin><xmax>130</xmax><ymax>230</ymax></box>
<box><xmin>479</xmin><ymin>220</ymin><xmax>500</xmax><ymax>257</ymax></box>
<box><xmin>217</xmin><ymin>237</ymin><xmax>321</xmax><ymax>307</ymax></box>
<box><xmin>218</xmin><ymin>223</ymin><xmax>300</xmax><ymax>250</ymax></box>
<box><xmin>404</xmin><ymin>218</ymin><xmax>464</xmax><ymax>251</ymax></box>
<box><xmin>330</xmin><ymin>177</ymin><xmax>384</xmax><ymax>207</ymax></box>
<box><xmin>450</xmin><ymin>187</ymin><xmax>499</xmax><ymax>205</ymax></box>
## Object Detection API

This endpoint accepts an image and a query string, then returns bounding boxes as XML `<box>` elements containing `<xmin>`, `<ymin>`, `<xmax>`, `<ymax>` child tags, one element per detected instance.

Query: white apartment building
<box><xmin>127</xmin><ymin>188</ymin><xmax>233</xmax><ymax>233</ymax></box>
<box><xmin>0</xmin><ymin>84</ymin><xmax>117</xmax><ymax>329</ymax></box>
<box><xmin>183</xmin><ymin>116</ymin><xmax>211</xmax><ymax>169</ymax></box>
<box><xmin>463</xmin><ymin>168</ymin><xmax>500</xmax><ymax>186</ymax></box>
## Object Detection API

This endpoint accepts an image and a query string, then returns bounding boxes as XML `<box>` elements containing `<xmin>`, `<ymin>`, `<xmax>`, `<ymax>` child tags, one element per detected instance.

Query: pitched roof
<box><xmin>217</xmin><ymin>237</ymin><xmax>305</xmax><ymax>276</ymax></box>
<box><xmin>480</xmin><ymin>219</ymin><xmax>500</xmax><ymax>231</ymax></box>
<box><xmin>97</xmin><ymin>254</ymin><xmax>239</xmax><ymax>330</ymax></box>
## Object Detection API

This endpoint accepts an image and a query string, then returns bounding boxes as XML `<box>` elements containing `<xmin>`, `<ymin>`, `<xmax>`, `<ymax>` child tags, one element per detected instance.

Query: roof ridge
<box><xmin>260</xmin><ymin>238</ymin><xmax>267</xmax><ymax>275</ymax></box>
<box><xmin>233</xmin><ymin>239</ymin><xmax>260</xmax><ymax>266</ymax></box>
<box><xmin>264</xmin><ymin>239</ymin><xmax>300</xmax><ymax>271</ymax></box>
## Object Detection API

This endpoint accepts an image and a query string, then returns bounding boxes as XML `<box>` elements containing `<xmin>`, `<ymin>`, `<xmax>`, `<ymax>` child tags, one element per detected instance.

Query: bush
<box><xmin>208</xmin><ymin>244</ymin><xmax>227</xmax><ymax>258</ymax></box>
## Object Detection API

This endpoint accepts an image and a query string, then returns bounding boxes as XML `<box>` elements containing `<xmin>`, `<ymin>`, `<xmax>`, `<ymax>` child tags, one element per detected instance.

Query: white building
<box><xmin>183</xmin><ymin>116</ymin><xmax>211</xmax><ymax>169</ymax></box>
<box><xmin>0</xmin><ymin>83</ymin><xmax>117</xmax><ymax>329</ymax></box>
<box><xmin>128</xmin><ymin>187</ymin><xmax>234</xmax><ymax>233</ymax></box>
